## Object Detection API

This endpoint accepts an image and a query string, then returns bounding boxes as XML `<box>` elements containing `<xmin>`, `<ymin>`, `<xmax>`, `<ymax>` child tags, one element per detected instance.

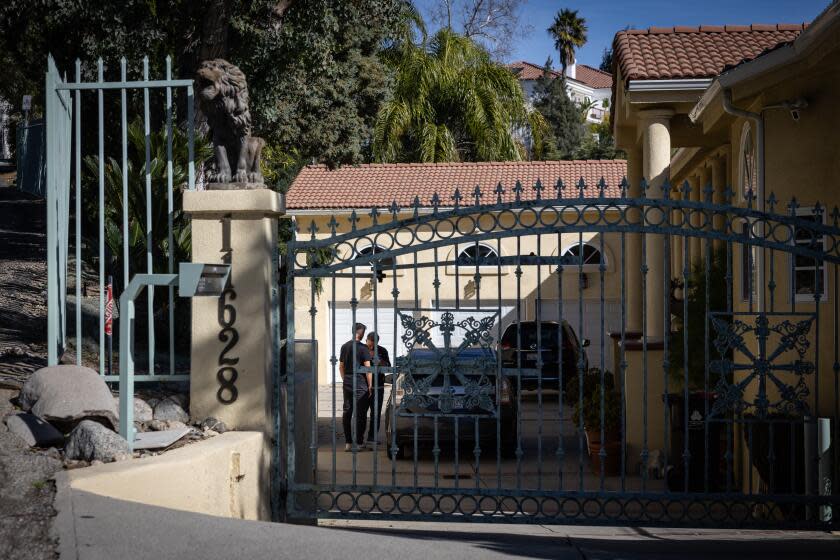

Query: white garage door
<box><xmin>329</xmin><ymin>305</ymin><xmax>404</xmax><ymax>384</ymax></box>
<box><xmin>539</xmin><ymin>300</ymin><xmax>622</xmax><ymax>373</ymax></box>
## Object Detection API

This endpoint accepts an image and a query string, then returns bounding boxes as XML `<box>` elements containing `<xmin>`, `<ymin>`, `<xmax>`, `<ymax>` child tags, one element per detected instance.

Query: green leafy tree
<box><xmin>374</xmin><ymin>28</ymin><xmax>545</xmax><ymax>162</ymax></box>
<box><xmin>532</xmin><ymin>58</ymin><xmax>582</xmax><ymax>160</ymax></box>
<box><xmin>599</xmin><ymin>47</ymin><xmax>613</xmax><ymax>73</ymax></box>
<box><xmin>0</xmin><ymin>0</ymin><xmax>410</xmax><ymax>167</ymax></box>
<box><xmin>547</xmin><ymin>8</ymin><xmax>587</xmax><ymax>74</ymax></box>
<box><xmin>574</xmin><ymin>116</ymin><xmax>624</xmax><ymax>160</ymax></box>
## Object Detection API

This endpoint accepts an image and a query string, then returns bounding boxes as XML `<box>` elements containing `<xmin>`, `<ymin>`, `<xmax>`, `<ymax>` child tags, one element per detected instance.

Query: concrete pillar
<box><xmin>183</xmin><ymin>189</ymin><xmax>285</xmax><ymax>432</ymax></box>
<box><xmin>625</xmin><ymin>146</ymin><xmax>643</xmax><ymax>334</ymax></box>
<box><xmin>711</xmin><ymin>154</ymin><xmax>727</xmax><ymax>252</ymax></box>
<box><xmin>640</xmin><ymin>109</ymin><xmax>673</xmax><ymax>339</ymax></box>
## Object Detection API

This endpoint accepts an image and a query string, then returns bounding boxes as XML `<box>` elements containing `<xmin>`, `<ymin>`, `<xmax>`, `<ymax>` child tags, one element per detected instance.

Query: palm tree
<box><xmin>548</xmin><ymin>8</ymin><xmax>588</xmax><ymax>74</ymax></box>
<box><xmin>374</xmin><ymin>28</ymin><xmax>546</xmax><ymax>163</ymax></box>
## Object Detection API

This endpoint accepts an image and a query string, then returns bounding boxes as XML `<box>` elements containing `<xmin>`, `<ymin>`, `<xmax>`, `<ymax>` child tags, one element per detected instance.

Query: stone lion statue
<box><xmin>195</xmin><ymin>59</ymin><xmax>264</xmax><ymax>185</ymax></box>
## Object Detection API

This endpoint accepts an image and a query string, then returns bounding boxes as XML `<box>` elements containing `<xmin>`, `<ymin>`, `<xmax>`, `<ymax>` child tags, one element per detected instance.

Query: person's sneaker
<box><xmin>344</xmin><ymin>443</ymin><xmax>352</xmax><ymax>452</ymax></box>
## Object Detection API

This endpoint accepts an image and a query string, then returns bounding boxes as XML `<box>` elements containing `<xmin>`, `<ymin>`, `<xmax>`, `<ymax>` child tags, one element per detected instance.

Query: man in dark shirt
<box><xmin>365</xmin><ymin>332</ymin><xmax>391</xmax><ymax>446</ymax></box>
<box><xmin>339</xmin><ymin>322</ymin><xmax>372</xmax><ymax>451</ymax></box>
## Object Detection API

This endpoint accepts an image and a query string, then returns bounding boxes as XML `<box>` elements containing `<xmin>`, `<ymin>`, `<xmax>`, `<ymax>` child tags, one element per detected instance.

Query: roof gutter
<box><xmin>691</xmin><ymin>2</ymin><xmax>839</xmax><ymax>124</ymax></box>
<box><xmin>627</xmin><ymin>78</ymin><xmax>712</xmax><ymax>92</ymax></box>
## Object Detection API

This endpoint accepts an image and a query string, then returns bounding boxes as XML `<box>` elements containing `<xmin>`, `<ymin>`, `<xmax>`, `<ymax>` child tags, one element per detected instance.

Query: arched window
<box><xmin>561</xmin><ymin>243</ymin><xmax>604</xmax><ymax>267</ymax></box>
<box><xmin>739</xmin><ymin>122</ymin><xmax>757</xmax><ymax>203</ymax></box>
<box><xmin>457</xmin><ymin>244</ymin><xmax>499</xmax><ymax>266</ymax></box>
<box><xmin>356</xmin><ymin>245</ymin><xmax>395</xmax><ymax>269</ymax></box>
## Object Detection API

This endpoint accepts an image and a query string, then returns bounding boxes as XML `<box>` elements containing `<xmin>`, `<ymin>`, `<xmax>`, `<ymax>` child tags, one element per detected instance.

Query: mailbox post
<box><xmin>118</xmin><ymin>264</ymin><xmax>230</xmax><ymax>447</ymax></box>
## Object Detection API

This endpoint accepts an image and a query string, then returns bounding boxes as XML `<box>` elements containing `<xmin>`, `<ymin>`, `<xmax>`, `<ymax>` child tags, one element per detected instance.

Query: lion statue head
<box><xmin>195</xmin><ymin>59</ymin><xmax>252</xmax><ymax>139</ymax></box>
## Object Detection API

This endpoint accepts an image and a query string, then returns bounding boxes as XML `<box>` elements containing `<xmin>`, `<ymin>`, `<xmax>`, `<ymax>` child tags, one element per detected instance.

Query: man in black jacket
<box><xmin>366</xmin><ymin>332</ymin><xmax>390</xmax><ymax>446</ymax></box>
<box><xmin>339</xmin><ymin>323</ymin><xmax>372</xmax><ymax>451</ymax></box>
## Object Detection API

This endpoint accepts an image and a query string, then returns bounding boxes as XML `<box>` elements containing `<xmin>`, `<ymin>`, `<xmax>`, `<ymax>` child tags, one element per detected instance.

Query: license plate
<box><xmin>526</xmin><ymin>352</ymin><xmax>539</xmax><ymax>361</ymax></box>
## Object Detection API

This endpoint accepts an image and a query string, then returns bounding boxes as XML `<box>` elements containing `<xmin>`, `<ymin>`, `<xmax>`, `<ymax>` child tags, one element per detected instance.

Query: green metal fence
<box><xmin>45</xmin><ymin>55</ymin><xmax>195</xmax><ymax>381</ymax></box>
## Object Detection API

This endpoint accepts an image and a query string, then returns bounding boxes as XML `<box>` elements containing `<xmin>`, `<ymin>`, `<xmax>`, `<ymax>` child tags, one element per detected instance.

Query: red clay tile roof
<box><xmin>286</xmin><ymin>160</ymin><xmax>628</xmax><ymax>210</ymax></box>
<box><xmin>507</xmin><ymin>61</ymin><xmax>613</xmax><ymax>89</ymax></box>
<box><xmin>507</xmin><ymin>60</ymin><xmax>560</xmax><ymax>81</ymax></box>
<box><xmin>574</xmin><ymin>64</ymin><xmax>613</xmax><ymax>89</ymax></box>
<box><xmin>613</xmin><ymin>24</ymin><xmax>807</xmax><ymax>82</ymax></box>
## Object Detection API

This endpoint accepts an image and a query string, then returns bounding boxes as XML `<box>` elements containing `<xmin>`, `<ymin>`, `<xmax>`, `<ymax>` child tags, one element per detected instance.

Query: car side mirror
<box><xmin>582</xmin><ymin>339</ymin><xmax>591</xmax><ymax>348</ymax></box>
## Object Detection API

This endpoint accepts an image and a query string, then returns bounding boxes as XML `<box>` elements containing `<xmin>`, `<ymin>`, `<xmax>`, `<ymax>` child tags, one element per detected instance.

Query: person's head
<box><xmin>354</xmin><ymin>322</ymin><xmax>367</xmax><ymax>341</ymax></box>
<box><xmin>366</xmin><ymin>332</ymin><xmax>379</xmax><ymax>350</ymax></box>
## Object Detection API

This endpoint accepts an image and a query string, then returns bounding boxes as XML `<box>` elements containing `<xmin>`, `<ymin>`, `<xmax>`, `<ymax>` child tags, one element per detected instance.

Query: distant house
<box><xmin>508</xmin><ymin>60</ymin><xmax>613</xmax><ymax>124</ymax></box>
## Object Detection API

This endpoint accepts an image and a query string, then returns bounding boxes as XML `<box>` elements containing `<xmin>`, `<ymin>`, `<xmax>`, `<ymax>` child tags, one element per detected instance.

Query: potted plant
<box><xmin>573</xmin><ymin>388</ymin><xmax>622</xmax><ymax>476</ymax></box>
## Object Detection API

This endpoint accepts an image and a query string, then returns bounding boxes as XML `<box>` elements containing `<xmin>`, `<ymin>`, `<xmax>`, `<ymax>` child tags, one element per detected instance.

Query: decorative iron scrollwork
<box><xmin>709</xmin><ymin>313</ymin><xmax>815</xmax><ymax>418</ymax></box>
<box><xmin>395</xmin><ymin>310</ymin><xmax>498</xmax><ymax>414</ymax></box>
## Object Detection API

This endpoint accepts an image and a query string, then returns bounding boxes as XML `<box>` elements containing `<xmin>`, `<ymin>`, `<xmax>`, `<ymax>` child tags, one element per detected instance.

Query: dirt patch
<box><xmin>0</xmin><ymin>388</ymin><xmax>61</xmax><ymax>560</ymax></box>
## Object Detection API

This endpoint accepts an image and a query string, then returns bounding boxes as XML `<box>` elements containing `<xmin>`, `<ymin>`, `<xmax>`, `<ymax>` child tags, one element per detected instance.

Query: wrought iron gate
<box><xmin>281</xmin><ymin>179</ymin><xmax>840</xmax><ymax>528</ymax></box>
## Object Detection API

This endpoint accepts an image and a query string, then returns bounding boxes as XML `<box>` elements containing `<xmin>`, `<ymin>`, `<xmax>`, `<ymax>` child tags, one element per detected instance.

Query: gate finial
<box><xmin>494</xmin><ymin>182</ymin><xmax>505</xmax><ymax>204</ymax></box>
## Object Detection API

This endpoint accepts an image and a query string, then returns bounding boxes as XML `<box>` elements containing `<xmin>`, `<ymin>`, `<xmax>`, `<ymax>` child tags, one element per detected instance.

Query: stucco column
<box><xmin>625</xmin><ymin>146</ymin><xmax>643</xmax><ymax>334</ymax></box>
<box><xmin>640</xmin><ymin>109</ymin><xmax>673</xmax><ymax>339</ymax></box>
<box><xmin>711</xmin><ymin>154</ymin><xmax>727</xmax><ymax>252</ymax></box>
<box><xmin>184</xmin><ymin>189</ymin><xmax>285</xmax><ymax>433</ymax></box>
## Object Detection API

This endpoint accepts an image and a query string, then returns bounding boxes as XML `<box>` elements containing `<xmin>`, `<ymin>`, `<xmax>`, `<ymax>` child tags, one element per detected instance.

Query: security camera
<box><xmin>790</xmin><ymin>109</ymin><xmax>801</xmax><ymax>122</ymax></box>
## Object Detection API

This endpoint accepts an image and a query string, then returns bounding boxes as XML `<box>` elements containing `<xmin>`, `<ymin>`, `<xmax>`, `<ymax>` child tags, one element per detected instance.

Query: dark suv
<box><xmin>499</xmin><ymin>321</ymin><xmax>589</xmax><ymax>391</ymax></box>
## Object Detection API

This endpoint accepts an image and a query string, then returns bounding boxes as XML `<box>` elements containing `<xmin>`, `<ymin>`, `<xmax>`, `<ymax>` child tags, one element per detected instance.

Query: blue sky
<box><xmin>414</xmin><ymin>0</ymin><xmax>831</xmax><ymax>69</ymax></box>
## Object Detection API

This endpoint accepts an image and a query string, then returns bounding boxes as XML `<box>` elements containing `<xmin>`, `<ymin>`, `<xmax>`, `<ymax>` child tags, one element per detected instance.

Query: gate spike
<box><xmin>767</xmin><ymin>191</ymin><xmax>778</xmax><ymax>213</ymax></box>
<box><xmin>512</xmin><ymin>180</ymin><xmax>523</xmax><ymax>202</ymax></box>
<box><xmin>679</xmin><ymin>180</ymin><xmax>691</xmax><ymax>198</ymax></box>
<box><xmin>388</xmin><ymin>200</ymin><xmax>400</xmax><ymax>221</ymax></box>
<box><xmin>452</xmin><ymin>188</ymin><xmax>462</xmax><ymax>209</ymax></box>
<box><xmin>472</xmin><ymin>185</ymin><xmax>483</xmax><ymax>206</ymax></box>
<box><xmin>412</xmin><ymin>195</ymin><xmax>421</xmax><ymax>218</ymax></box>
<box><xmin>494</xmin><ymin>182</ymin><xmax>505</xmax><ymax>204</ymax></box>
<box><xmin>555</xmin><ymin>178</ymin><xmax>566</xmax><ymax>199</ymax></box>
<box><xmin>348</xmin><ymin>210</ymin><xmax>360</xmax><ymax>231</ymax></box>
<box><xmin>830</xmin><ymin>206</ymin><xmax>840</xmax><ymax>227</ymax></box>
<box><xmin>597</xmin><ymin>177</ymin><xmax>607</xmax><ymax>199</ymax></box>
<box><xmin>703</xmin><ymin>181</ymin><xmax>714</xmax><ymax>202</ymax></box>
<box><xmin>787</xmin><ymin>196</ymin><xmax>800</xmax><ymax>215</ymax></box>
<box><xmin>576</xmin><ymin>177</ymin><xmax>586</xmax><ymax>199</ymax></box>
<box><xmin>533</xmin><ymin>179</ymin><xmax>544</xmax><ymax>201</ymax></box>
<box><xmin>722</xmin><ymin>185</ymin><xmax>735</xmax><ymax>204</ymax></box>
<box><xmin>619</xmin><ymin>177</ymin><xmax>628</xmax><ymax>199</ymax></box>
<box><xmin>660</xmin><ymin>177</ymin><xmax>671</xmax><ymax>199</ymax></box>
<box><xmin>327</xmin><ymin>215</ymin><xmax>339</xmax><ymax>236</ymax></box>
<box><xmin>369</xmin><ymin>206</ymin><xmax>380</xmax><ymax>225</ymax></box>
<box><xmin>641</xmin><ymin>178</ymin><xmax>651</xmax><ymax>196</ymax></box>
<box><xmin>431</xmin><ymin>192</ymin><xmax>441</xmax><ymax>214</ymax></box>
<box><xmin>745</xmin><ymin>188</ymin><xmax>755</xmax><ymax>209</ymax></box>
<box><xmin>308</xmin><ymin>220</ymin><xmax>318</xmax><ymax>240</ymax></box>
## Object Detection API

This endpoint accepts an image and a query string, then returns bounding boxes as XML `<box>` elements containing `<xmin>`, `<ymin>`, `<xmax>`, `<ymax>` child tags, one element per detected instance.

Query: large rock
<box><xmin>20</xmin><ymin>365</ymin><xmax>118</xmax><ymax>431</ymax></box>
<box><xmin>65</xmin><ymin>420</ymin><xmax>130</xmax><ymax>462</ymax></box>
<box><xmin>113</xmin><ymin>396</ymin><xmax>154</xmax><ymax>423</ymax></box>
<box><xmin>5</xmin><ymin>413</ymin><xmax>65</xmax><ymax>448</ymax></box>
<box><xmin>153</xmin><ymin>397</ymin><xmax>189</xmax><ymax>423</ymax></box>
